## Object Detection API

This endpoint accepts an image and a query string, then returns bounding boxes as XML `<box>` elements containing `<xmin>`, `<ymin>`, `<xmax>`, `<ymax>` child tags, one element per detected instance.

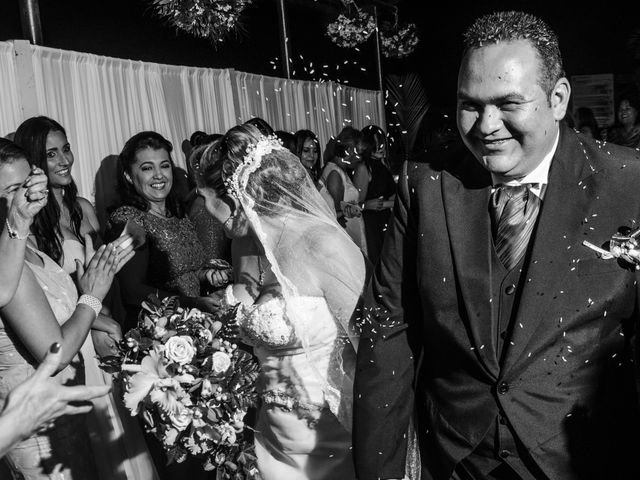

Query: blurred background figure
<box><xmin>321</xmin><ymin>126</ymin><xmax>367</xmax><ymax>254</ymax></box>
<box><xmin>359</xmin><ymin>125</ymin><xmax>396</xmax><ymax>265</ymax></box>
<box><xmin>606</xmin><ymin>91</ymin><xmax>640</xmax><ymax>148</ymax></box>
<box><xmin>294</xmin><ymin>129</ymin><xmax>335</xmax><ymax>214</ymax></box>
<box><xmin>575</xmin><ymin>106</ymin><xmax>601</xmax><ymax>140</ymax></box>
<box><xmin>186</xmin><ymin>142</ymin><xmax>231</xmax><ymax>269</ymax></box>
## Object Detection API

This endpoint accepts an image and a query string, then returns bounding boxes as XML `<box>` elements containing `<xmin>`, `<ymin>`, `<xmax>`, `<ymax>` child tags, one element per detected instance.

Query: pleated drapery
<box><xmin>0</xmin><ymin>41</ymin><xmax>384</xmax><ymax>201</ymax></box>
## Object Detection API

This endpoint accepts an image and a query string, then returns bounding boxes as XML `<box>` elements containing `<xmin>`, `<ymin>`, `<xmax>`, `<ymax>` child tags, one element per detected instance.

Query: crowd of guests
<box><xmin>0</xmin><ymin>113</ymin><xmax>396</xmax><ymax>478</ymax></box>
<box><xmin>569</xmin><ymin>88</ymin><xmax>640</xmax><ymax>148</ymax></box>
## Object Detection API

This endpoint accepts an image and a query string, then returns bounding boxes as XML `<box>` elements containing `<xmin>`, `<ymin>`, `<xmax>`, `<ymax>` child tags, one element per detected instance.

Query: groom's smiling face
<box><xmin>456</xmin><ymin>39</ymin><xmax>569</xmax><ymax>181</ymax></box>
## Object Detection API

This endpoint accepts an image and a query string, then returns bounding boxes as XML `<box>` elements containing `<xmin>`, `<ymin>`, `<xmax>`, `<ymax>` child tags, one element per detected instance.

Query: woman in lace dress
<box><xmin>192</xmin><ymin>125</ymin><xmax>368</xmax><ymax>480</ymax></box>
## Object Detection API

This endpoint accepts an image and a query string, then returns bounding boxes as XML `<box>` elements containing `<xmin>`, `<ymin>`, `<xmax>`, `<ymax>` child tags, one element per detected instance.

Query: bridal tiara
<box><xmin>224</xmin><ymin>135</ymin><xmax>285</xmax><ymax>200</ymax></box>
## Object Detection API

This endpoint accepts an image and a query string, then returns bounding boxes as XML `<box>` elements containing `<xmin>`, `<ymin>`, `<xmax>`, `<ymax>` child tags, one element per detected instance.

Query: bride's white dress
<box><xmin>235</xmin><ymin>292</ymin><xmax>356</xmax><ymax>480</ymax></box>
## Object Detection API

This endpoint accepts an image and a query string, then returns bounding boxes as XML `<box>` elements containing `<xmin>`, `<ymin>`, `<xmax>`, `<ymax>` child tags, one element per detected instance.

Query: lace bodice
<box><xmin>238</xmin><ymin>296</ymin><xmax>337</xmax><ymax>350</ymax></box>
<box><xmin>230</xmin><ymin>289</ymin><xmax>341</xmax><ymax>417</ymax></box>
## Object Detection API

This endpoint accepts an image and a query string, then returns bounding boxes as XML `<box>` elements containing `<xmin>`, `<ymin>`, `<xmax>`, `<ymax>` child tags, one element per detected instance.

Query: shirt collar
<box><xmin>491</xmin><ymin>128</ymin><xmax>559</xmax><ymax>198</ymax></box>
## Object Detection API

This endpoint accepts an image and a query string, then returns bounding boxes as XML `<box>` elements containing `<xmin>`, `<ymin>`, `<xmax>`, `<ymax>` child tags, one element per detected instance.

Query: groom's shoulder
<box><xmin>575</xmin><ymin>132</ymin><xmax>640</xmax><ymax>172</ymax></box>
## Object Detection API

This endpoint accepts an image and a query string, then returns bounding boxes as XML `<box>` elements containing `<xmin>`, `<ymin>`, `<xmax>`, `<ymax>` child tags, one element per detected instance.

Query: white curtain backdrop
<box><xmin>232</xmin><ymin>71</ymin><xmax>383</xmax><ymax>151</ymax></box>
<box><xmin>0</xmin><ymin>42</ymin><xmax>23</xmax><ymax>138</ymax></box>
<box><xmin>0</xmin><ymin>41</ymin><xmax>383</xmax><ymax>202</ymax></box>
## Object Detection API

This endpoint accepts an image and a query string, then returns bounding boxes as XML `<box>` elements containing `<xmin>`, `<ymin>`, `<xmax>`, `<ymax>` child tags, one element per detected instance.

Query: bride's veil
<box><xmin>221</xmin><ymin>125</ymin><xmax>368</xmax><ymax>431</ymax></box>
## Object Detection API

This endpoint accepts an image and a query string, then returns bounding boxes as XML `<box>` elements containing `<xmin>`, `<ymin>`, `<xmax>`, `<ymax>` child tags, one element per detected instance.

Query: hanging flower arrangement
<box><xmin>380</xmin><ymin>22</ymin><xmax>420</xmax><ymax>59</ymax></box>
<box><xmin>326</xmin><ymin>10</ymin><xmax>376</xmax><ymax>49</ymax></box>
<box><xmin>148</xmin><ymin>0</ymin><xmax>253</xmax><ymax>45</ymax></box>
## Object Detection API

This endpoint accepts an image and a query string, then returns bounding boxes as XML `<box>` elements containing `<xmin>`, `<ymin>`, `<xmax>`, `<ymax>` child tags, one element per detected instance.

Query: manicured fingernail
<box><xmin>50</xmin><ymin>342</ymin><xmax>60</xmax><ymax>353</ymax></box>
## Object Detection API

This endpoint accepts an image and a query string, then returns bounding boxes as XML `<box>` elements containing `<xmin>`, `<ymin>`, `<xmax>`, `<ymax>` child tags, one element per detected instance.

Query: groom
<box><xmin>354</xmin><ymin>11</ymin><xmax>640</xmax><ymax>480</ymax></box>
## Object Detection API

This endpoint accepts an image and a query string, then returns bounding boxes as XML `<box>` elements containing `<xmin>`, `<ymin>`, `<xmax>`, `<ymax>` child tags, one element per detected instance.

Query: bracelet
<box><xmin>77</xmin><ymin>294</ymin><xmax>102</xmax><ymax>318</ymax></box>
<box><xmin>4</xmin><ymin>219</ymin><xmax>29</xmax><ymax>240</ymax></box>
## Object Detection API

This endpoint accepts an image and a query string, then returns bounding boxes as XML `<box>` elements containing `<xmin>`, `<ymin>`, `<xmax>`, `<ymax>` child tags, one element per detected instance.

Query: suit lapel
<box><xmin>501</xmin><ymin>125</ymin><xmax>595</xmax><ymax>373</ymax></box>
<box><xmin>442</xmin><ymin>156</ymin><xmax>498</xmax><ymax>378</ymax></box>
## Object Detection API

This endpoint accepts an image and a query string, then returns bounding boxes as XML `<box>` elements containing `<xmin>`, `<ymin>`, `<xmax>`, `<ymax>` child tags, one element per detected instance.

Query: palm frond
<box><xmin>385</xmin><ymin>73</ymin><xmax>430</xmax><ymax>159</ymax></box>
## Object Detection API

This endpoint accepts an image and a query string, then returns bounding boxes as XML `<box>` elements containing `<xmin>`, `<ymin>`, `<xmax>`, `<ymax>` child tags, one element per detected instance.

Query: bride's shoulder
<box><xmin>303</xmin><ymin>223</ymin><xmax>342</xmax><ymax>248</ymax></box>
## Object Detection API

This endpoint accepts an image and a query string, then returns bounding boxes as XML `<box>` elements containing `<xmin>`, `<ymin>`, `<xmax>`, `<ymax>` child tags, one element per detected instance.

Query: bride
<box><xmin>191</xmin><ymin>124</ymin><xmax>368</xmax><ymax>479</ymax></box>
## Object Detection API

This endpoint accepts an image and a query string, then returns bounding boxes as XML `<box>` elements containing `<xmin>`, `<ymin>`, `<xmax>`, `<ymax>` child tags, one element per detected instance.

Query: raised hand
<box><xmin>6</xmin><ymin>167</ymin><xmax>49</xmax><ymax>235</ymax></box>
<box><xmin>1</xmin><ymin>343</ymin><xmax>110</xmax><ymax>441</ymax></box>
<box><xmin>76</xmin><ymin>238</ymin><xmax>118</xmax><ymax>301</ymax></box>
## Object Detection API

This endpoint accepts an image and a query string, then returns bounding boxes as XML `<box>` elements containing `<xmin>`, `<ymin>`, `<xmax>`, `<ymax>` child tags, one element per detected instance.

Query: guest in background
<box><xmin>295</xmin><ymin>129</ymin><xmax>323</xmax><ymax>180</ymax></box>
<box><xmin>606</xmin><ymin>92</ymin><xmax>640</xmax><ymax>148</ymax></box>
<box><xmin>575</xmin><ymin>106</ymin><xmax>601</xmax><ymax>140</ymax></box>
<box><xmin>359</xmin><ymin>125</ymin><xmax>396</xmax><ymax>265</ymax></box>
<box><xmin>321</xmin><ymin>126</ymin><xmax>367</xmax><ymax>253</ymax></box>
<box><xmin>107</xmin><ymin>131</ymin><xmax>229</xmax><ymax>326</ymax></box>
<box><xmin>13</xmin><ymin>116</ymin><xmax>124</xmax><ymax>353</ymax></box>
<box><xmin>186</xmin><ymin>143</ymin><xmax>231</xmax><ymax>267</ymax></box>
<box><xmin>294</xmin><ymin>129</ymin><xmax>335</xmax><ymax>214</ymax></box>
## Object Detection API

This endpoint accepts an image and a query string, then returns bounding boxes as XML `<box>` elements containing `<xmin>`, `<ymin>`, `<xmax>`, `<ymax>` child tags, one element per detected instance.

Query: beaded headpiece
<box><xmin>224</xmin><ymin>135</ymin><xmax>285</xmax><ymax>200</ymax></box>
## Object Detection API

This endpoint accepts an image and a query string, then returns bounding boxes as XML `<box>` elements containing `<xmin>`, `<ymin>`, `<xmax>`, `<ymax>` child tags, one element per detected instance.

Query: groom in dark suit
<box><xmin>354</xmin><ymin>11</ymin><xmax>640</xmax><ymax>480</ymax></box>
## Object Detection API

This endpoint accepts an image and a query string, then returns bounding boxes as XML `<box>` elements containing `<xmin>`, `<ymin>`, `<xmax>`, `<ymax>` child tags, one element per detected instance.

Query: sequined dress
<box><xmin>109</xmin><ymin>206</ymin><xmax>206</xmax><ymax>296</ymax></box>
<box><xmin>228</xmin><ymin>288</ymin><xmax>356</xmax><ymax>480</ymax></box>
<box><xmin>0</xmin><ymin>247</ymin><xmax>96</xmax><ymax>479</ymax></box>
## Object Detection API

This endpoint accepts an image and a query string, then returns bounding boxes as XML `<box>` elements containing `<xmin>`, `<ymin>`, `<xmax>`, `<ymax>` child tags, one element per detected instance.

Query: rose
<box><xmin>169</xmin><ymin>409</ymin><xmax>193</xmax><ymax>431</ymax></box>
<box><xmin>211</xmin><ymin>351</ymin><xmax>231</xmax><ymax>374</ymax></box>
<box><xmin>164</xmin><ymin>336</ymin><xmax>196</xmax><ymax>365</ymax></box>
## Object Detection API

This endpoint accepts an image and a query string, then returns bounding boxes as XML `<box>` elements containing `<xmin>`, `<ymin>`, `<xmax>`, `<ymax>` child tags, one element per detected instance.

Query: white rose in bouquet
<box><xmin>165</xmin><ymin>336</ymin><xmax>197</xmax><ymax>365</ymax></box>
<box><xmin>169</xmin><ymin>409</ymin><xmax>193</xmax><ymax>432</ymax></box>
<box><xmin>211</xmin><ymin>351</ymin><xmax>231</xmax><ymax>374</ymax></box>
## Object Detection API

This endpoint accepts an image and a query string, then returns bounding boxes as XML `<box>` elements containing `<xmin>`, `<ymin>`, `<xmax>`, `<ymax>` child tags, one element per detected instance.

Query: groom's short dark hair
<box><xmin>462</xmin><ymin>11</ymin><xmax>565</xmax><ymax>98</ymax></box>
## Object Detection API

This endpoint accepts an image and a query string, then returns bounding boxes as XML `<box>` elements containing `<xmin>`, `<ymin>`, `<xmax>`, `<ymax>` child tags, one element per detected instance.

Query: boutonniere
<box><xmin>583</xmin><ymin>227</ymin><xmax>640</xmax><ymax>269</ymax></box>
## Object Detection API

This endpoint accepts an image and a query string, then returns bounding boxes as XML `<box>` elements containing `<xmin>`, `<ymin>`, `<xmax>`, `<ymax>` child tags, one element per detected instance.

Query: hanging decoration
<box><xmin>326</xmin><ymin>6</ymin><xmax>376</xmax><ymax>49</ymax></box>
<box><xmin>147</xmin><ymin>0</ymin><xmax>253</xmax><ymax>45</ymax></box>
<box><xmin>380</xmin><ymin>21</ymin><xmax>420</xmax><ymax>59</ymax></box>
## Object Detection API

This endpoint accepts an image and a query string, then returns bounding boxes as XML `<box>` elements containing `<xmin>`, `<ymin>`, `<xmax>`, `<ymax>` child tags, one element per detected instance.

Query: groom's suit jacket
<box><xmin>354</xmin><ymin>124</ymin><xmax>640</xmax><ymax>480</ymax></box>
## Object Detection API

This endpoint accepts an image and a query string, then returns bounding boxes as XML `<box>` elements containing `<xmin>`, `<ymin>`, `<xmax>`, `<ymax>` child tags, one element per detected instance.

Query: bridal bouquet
<box><xmin>106</xmin><ymin>295</ymin><xmax>260</xmax><ymax>477</ymax></box>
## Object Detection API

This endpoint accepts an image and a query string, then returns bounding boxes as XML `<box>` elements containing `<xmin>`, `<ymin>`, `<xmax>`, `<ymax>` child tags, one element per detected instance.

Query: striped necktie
<box><xmin>490</xmin><ymin>184</ymin><xmax>542</xmax><ymax>271</ymax></box>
